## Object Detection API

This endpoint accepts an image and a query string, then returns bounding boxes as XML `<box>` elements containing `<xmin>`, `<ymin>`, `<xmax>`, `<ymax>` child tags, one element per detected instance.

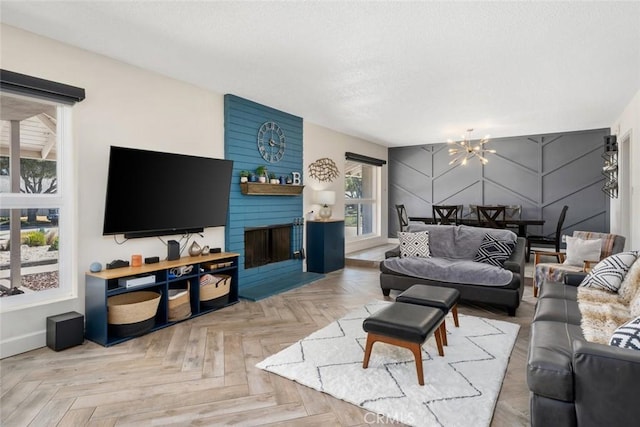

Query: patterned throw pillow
<box><xmin>579</xmin><ymin>251</ymin><xmax>639</xmax><ymax>293</ymax></box>
<box><xmin>610</xmin><ymin>316</ymin><xmax>640</xmax><ymax>350</ymax></box>
<box><xmin>474</xmin><ymin>233</ymin><xmax>516</xmax><ymax>267</ymax></box>
<box><xmin>398</xmin><ymin>231</ymin><xmax>430</xmax><ymax>258</ymax></box>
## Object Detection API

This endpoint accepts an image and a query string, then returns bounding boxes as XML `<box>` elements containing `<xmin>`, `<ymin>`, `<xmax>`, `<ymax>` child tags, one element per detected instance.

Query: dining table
<box><xmin>408</xmin><ymin>217</ymin><xmax>545</xmax><ymax>238</ymax></box>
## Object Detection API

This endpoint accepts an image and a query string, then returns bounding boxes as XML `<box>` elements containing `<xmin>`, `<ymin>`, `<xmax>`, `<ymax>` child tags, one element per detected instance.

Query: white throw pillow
<box><xmin>398</xmin><ymin>231</ymin><xmax>430</xmax><ymax>258</ymax></box>
<box><xmin>609</xmin><ymin>316</ymin><xmax>640</xmax><ymax>350</ymax></box>
<box><xmin>564</xmin><ymin>237</ymin><xmax>602</xmax><ymax>267</ymax></box>
<box><xmin>579</xmin><ymin>251</ymin><xmax>639</xmax><ymax>293</ymax></box>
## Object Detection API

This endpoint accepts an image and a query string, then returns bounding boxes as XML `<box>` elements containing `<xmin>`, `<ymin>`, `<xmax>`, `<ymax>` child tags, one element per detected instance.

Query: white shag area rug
<box><xmin>256</xmin><ymin>301</ymin><xmax>520</xmax><ymax>427</ymax></box>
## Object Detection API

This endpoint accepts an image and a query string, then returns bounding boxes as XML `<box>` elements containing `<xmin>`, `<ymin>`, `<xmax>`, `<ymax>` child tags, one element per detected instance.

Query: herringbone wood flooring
<box><xmin>1</xmin><ymin>265</ymin><xmax>534</xmax><ymax>426</ymax></box>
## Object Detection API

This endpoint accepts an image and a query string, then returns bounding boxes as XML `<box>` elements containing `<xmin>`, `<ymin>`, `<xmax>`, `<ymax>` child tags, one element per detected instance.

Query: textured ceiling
<box><xmin>1</xmin><ymin>1</ymin><xmax>639</xmax><ymax>147</ymax></box>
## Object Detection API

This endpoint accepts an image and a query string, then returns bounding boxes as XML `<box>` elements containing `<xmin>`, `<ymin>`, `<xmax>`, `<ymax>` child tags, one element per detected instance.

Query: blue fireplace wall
<box><xmin>224</xmin><ymin>94</ymin><xmax>304</xmax><ymax>291</ymax></box>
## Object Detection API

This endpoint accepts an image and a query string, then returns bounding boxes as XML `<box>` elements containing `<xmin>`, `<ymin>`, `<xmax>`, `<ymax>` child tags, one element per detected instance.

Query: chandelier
<box><xmin>447</xmin><ymin>128</ymin><xmax>495</xmax><ymax>166</ymax></box>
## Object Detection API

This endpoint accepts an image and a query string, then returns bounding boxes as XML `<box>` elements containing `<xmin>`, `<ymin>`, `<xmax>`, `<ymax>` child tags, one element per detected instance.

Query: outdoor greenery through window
<box><xmin>0</xmin><ymin>92</ymin><xmax>68</xmax><ymax>303</ymax></box>
<box><xmin>344</xmin><ymin>159</ymin><xmax>379</xmax><ymax>239</ymax></box>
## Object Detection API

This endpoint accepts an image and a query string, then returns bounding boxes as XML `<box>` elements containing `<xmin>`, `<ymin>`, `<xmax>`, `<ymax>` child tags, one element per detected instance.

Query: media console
<box><xmin>85</xmin><ymin>252</ymin><xmax>239</xmax><ymax>347</ymax></box>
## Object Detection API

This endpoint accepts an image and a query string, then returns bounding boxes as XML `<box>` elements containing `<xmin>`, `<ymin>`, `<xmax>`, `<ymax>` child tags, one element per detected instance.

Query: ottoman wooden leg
<box><xmin>452</xmin><ymin>304</ymin><xmax>459</xmax><ymax>327</ymax></box>
<box><xmin>434</xmin><ymin>325</ymin><xmax>445</xmax><ymax>357</ymax></box>
<box><xmin>440</xmin><ymin>320</ymin><xmax>448</xmax><ymax>346</ymax></box>
<box><xmin>363</xmin><ymin>333</ymin><xmax>375</xmax><ymax>369</ymax></box>
<box><xmin>362</xmin><ymin>333</ymin><xmax>426</xmax><ymax>385</ymax></box>
<box><xmin>408</xmin><ymin>342</ymin><xmax>425</xmax><ymax>386</ymax></box>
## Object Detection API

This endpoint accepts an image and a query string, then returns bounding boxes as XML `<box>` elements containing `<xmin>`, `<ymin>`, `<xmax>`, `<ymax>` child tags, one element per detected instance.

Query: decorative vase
<box><xmin>249</xmin><ymin>173</ymin><xmax>256</xmax><ymax>182</ymax></box>
<box><xmin>188</xmin><ymin>241</ymin><xmax>202</xmax><ymax>256</ymax></box>
<box><xmin>279</xmin><ymin>176</ymin><xmax>285</xmax><ymax>184</ymax></box>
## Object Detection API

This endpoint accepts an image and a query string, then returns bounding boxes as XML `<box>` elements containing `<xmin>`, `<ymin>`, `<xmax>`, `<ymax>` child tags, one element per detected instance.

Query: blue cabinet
<box><xmin>306</xmin><ymin>220</ymin><xmax>345</xmax><ymax>273</ymax></box>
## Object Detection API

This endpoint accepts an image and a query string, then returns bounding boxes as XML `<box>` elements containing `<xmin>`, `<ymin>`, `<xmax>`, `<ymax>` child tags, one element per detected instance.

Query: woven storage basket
<box><xmin>108</xmin><ymin>291</ymin><xmax>161</xmax><ymax>325</ymax></box>
<box><xmin>168</xmin><ymin>283</ymin><xmax>191</xmax><ymax>321</ymax></box>
<box><xmin>200</xmin><ymin>274</ymin><xmax>231</xmax><ymax>302</ymax></box>
<box><xmin>107</xmin><ymin>291</ymin><xmax>161</xmax><ymax>337</ymax></box>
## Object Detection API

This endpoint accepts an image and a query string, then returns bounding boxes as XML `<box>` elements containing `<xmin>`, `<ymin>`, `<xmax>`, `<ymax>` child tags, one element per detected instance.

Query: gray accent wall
<box><xmin>389</xmin><ymin>128</ymin><xmax>611</xmax><ymax>240</ymax></box>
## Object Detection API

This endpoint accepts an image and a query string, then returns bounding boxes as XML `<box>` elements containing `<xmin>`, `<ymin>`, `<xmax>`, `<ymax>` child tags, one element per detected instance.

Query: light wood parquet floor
<box><xmin>1</xmin><ymin>258</ymin><xmax>535</xmax><ymax>426</ymax></box>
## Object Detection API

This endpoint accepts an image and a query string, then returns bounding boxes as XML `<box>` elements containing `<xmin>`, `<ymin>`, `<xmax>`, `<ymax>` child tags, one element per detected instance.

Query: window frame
<box><xmin>0</xmin><ymin>97</ymin><xmax>76</xmax><ymax>312</ymax></box>
<box><xmin>344</xmin><ymin>159</ymin><xmax>382</xmax><ymax>242</ymax></box>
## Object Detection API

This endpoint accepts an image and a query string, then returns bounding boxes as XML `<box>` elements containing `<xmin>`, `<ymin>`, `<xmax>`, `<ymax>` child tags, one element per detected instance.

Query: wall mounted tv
<box><xmin>103</xmin><ymin>146</ymin><xmax>234</xmax><ymax>239</ymax></box>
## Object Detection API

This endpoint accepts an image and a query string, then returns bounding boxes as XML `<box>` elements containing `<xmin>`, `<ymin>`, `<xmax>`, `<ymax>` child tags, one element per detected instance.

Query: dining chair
<box><xmin>526</xmin><ymin>205</ymin><xmax>568</xmax><ymax>262</ymax></box>
<box><xmin>432</xmin><ymin>205</ymin><xmax>459</xmax><ymax>225</ymax></box>
<box><xmin>504</xmin><ymin>205</ymin><xmax>522</xmax><ymax>220</ymax></box>
<box><xmin>476</xmin><ymin>205</ymin><xmax>506</xmax><ymax>228</ymax></box>
<box><xmin>504</xmin><ymin>205</ymin><xmax>522</xmax><ymax>234</ymax></box>
<box><xmin>395</xmin><ymin>204</ymin><xmax>409</xmax><ymax>232</ymax></box>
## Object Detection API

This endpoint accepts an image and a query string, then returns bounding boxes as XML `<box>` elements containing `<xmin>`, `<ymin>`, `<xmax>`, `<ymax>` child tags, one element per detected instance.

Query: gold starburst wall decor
<box><xmin>448</xmin><ymin>128</ymin><xmax>496</xmax><ymax>166</ymax></box>
<box><xmin>308</xmin><ymin>157</ymin><xmax>339</xmax><ymax>182</ymax></box>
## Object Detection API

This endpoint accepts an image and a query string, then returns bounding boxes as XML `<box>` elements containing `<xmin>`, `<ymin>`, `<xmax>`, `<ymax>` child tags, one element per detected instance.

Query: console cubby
<box><xmin>85</xmin><ymin>252</ymin><xmax>239</xmax><ymax>346</ymax></box>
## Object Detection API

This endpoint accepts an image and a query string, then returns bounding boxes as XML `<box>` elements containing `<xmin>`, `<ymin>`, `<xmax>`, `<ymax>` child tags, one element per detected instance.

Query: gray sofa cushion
<box><xmin>527</xmin><ymin>319</ymin><xmax>585</xmax><ymax>401</ymax></box>
<box><xmin>533</xmin><ymin>298</ymin><xmax>582</xmax><ymax>325</ymax></box>
<box><xmin>382</xmin><ymin>256</ymin><xmax>514</xmax><ymax>286</ymax></box>
<box><xmin>538</xmin><ymin>281</ymin><xmax>579</xmax><ymax>300</ymax></box>
<box><xmin>405</xmin><ymin>224</ymin><xmax>517</xmax><ymax>259</ymax></box>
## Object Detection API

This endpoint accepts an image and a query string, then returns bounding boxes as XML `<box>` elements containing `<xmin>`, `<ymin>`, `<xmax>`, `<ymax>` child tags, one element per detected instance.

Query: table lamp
<box><xmin>315</xmin><ymin>190</ymin><xmax>336</xmax><ymax>220</ymax></box>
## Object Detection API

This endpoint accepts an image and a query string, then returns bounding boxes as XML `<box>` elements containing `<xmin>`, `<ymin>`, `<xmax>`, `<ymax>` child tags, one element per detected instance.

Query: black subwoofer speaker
<box><xmin>167</xmin><ymin>240</ymin><xmax>180</xmax><ymax>261</ymax></box>
<box><xmin>46</xmin><ymin>311</ymin><xmax>84</xmax><ymax>351</ymax></box>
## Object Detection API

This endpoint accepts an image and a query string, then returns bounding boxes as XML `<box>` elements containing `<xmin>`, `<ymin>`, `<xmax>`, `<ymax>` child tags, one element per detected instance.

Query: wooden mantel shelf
<box><xmin>240</xmin><ymin>182</ymin><xmax>304</xmax><ymax>196</ymax></box>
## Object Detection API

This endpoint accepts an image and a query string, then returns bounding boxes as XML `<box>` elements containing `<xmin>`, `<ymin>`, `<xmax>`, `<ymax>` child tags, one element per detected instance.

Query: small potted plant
<box><xmin>255</xmin><ymin>165</ymin><xmax>267</xmax><ymax>183</ymax></box>
<box><xmin>239</xmin><ymin>170</ymin><xmax>250</xmax><ymax>183</ymax></box>
<box><xmin>269</xmin><ymin>172</ymin><xmax>279</xmax><ymax>184</ymax></box>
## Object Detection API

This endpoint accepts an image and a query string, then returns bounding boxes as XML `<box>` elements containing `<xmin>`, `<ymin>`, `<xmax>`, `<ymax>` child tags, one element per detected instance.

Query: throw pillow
<box><xmin>474</xmin><ymin>233</ymin><xmax>516</xmax><ymax>267</ymax></box>
<box><xmin>609</xmin><ymin>316</ymin><xmax>640</xmax><ymax>350</ymax></box>
<box><xmin>398</xmin><ymin>231</ymin><xmax>430</xmax><ymax>258</ymax></box>
<box><xmin>564</xmin><ymin>237</ymin><xmax>602</xmax><ymax>267</ymax></box>
<box><xmin>579</xmin><ymin>251</ymin><xmax>639</xmax><ymax>293</ymax></box>
<box><xmin>619</xmin><ymin>258</ymin><xmax>640</xmax><ymax>303</ymax></box>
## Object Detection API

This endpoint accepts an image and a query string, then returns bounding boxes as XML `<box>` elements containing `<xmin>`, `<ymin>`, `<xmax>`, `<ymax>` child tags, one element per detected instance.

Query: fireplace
<box><xmin>244</xmin><ymin>224</ymin><xmax>293</xmax><ymax>269</ymax></box>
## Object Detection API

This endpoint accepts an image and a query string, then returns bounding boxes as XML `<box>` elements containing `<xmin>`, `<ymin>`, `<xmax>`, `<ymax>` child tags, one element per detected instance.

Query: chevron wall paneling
<box><xmin>388</xmin><ymin>128</ymin><xmax>611</xmax><ymax>239</ymax></box>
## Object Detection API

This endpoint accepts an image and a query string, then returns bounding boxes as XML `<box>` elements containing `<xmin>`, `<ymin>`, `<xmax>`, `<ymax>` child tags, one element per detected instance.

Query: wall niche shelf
<box><xmin>240</xmin><ymin>182</ymin><xmax>304</xmax><ymax>196</ymax></box>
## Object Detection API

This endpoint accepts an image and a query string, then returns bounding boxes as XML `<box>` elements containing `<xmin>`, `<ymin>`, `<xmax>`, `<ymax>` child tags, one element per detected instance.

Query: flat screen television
<box><xmin>103</xmin><ymin>146</ymin><xmax>233</xmax><ymax>239</ymax></box>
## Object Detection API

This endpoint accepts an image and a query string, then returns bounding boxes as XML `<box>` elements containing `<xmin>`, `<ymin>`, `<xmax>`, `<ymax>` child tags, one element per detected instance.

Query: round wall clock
<box><xmin>257</xmin><ymin>121</ymin><xmax>286</xmax><ymax>163</ymax></box>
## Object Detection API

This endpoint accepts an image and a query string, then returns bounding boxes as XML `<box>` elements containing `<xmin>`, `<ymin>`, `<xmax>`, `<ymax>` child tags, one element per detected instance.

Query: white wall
<box><xmin>303</xmin><ymin>122</ymin><xmax>389</xmax><ymax>254</ymax></box>
<box><xmin>610</xmin><ymin>88</ymin><xmax>640</xmax><ymax>249</ymax></box>
<box><xmin>0</xmin><ymin>24</ymin><xmax>388</xmax><ymax>357</ymax></box>
<box><xmin>0</xmin><ymin>24</ymin><xmax>225</xmax><ymax>357</ymax></box>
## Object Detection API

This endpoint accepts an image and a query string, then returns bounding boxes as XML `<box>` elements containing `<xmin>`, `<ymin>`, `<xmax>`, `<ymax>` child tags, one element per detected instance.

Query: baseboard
<box><xmin>0</xmin><ymin>329</ymin><xmax>46</xmax><ymax>359</ymax></box>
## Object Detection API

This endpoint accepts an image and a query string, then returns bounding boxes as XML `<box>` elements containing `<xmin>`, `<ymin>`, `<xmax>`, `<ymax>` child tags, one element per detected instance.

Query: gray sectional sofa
<box><xmin>380</xmin><ymin>224</ymin><xmax>526</xmax><ymax>316</ymax></box>
<box><xmin>527</xmin><ymin>273</ymin><xmax>640</xmax><ymax>426</ymax></box>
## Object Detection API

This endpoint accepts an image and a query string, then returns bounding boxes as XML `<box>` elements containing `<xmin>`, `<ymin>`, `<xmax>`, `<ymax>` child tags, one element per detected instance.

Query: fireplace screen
<box><xmin>244</xmin><ymin>224</ymin><xmax>292</xmax><ymax>269</ymax></box>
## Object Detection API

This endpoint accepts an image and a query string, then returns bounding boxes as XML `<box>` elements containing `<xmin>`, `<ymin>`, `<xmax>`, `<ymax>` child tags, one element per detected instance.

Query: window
<box><xmin>344</xmin><ymin>160</ymin><xmax>379</xmax><ymax>239</ymax></box>
<box><xmin>0</xmin><ymin>92</ymin><xmax>74</xmax><ymax>310</ymax></box>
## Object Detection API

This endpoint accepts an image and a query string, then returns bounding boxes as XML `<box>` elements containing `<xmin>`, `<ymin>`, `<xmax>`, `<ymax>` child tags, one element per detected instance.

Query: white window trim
<box><xmin>0</xmin><ymin>104</ymin><xmax>76</xmax><ymax>313</ymax></box>
<box><xmin>345</xmin><ymin>163</ymin><xmax>382</xmax><ymax>243</ymax></box>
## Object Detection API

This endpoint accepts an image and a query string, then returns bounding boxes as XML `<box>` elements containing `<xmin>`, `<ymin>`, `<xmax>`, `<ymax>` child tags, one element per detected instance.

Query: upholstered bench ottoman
<box><xmin>362</xmin><ymin>302</ymin><xmax>445</xmax><ymax>385</ymax></box>
<box><xmin>396</xmin><ymin>285</ymin><xmax>460</xmax><ymax>346</ymax></box>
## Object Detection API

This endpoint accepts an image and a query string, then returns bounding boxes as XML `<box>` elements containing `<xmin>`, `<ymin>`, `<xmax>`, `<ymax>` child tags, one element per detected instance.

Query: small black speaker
<box><xmin>167</xmin><ymin>240</ymin><xmax>180</xmax><ymax>261</ymax></box>
<box><xmin>145</xmin><ymin>256</ymin><xmax>160</xmax><ymax>264</ymax></box>
<box><xmin>47</xmin><ymin>312</ymin><xmax>84</xmax><ymax>351</ymax></box>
